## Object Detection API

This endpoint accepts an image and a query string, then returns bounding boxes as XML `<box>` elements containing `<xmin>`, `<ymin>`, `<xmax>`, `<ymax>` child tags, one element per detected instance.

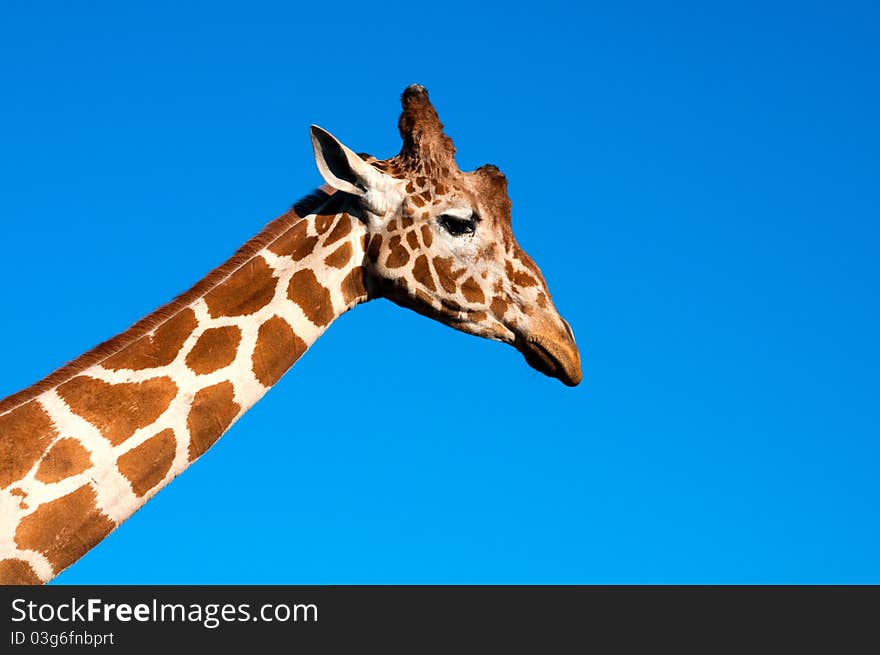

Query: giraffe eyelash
<box><xmin>437</xmin><ymin>212</ymin><xmax>479</xmax><ymax>237</ymax></box>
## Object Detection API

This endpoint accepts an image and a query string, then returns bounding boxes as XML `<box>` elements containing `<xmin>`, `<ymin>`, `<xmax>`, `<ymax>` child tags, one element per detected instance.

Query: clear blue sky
<box><xmin>1</xmin><ymin>1</ymin><xmax>878</xmax><ymax>583</ymax></box>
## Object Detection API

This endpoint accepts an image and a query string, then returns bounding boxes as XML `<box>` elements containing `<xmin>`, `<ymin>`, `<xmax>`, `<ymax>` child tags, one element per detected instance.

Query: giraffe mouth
<box><xmin>515</xmin><ymin>334</ymin><xmax>582</xmax><ymax>387</ymax></box>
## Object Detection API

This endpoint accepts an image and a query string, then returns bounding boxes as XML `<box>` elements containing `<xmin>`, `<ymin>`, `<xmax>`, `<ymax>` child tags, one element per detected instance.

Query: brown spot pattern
<box><xmin>35</xmin><ymin>438</ymin><xmax>92</xmax><ymax>484</ymax></box>
<box><xmin>58</xmin><ymin>376</ymin><xmax>177</xmax><ymax>446</ymax></box>
<box><xmin>400</xmin><ymin>216</ymin><xmax>414</xmax><ymax>230</ymax></box>
<box><xmin>323</xmin><ymin>217</ymin><xmax>351</xmax><ymax>247</ymax></box>
<box><xmin>269</xmin><ymin>221</ymin><xmax>318</xmax><ymax>261</ymax></box>
<box><xmin>252</xmin><ymin>315</ymin><xmax>307</xmax><ymax>387</ymax></box>
<box><xmin>367</xmin><ymin>234</ymin><xmax>383</xmax><ymax>262</ymax></box>
<box><xmin>0</xmin><ymin>401</ymin><xmax>57</xmax><ymax>488</ymax></box>
<box><xmin>187</xmin><ymin>382</ymin><xmax>240</xmax><ymax>461</ymax></box>
<box><xmin>204</xmin><ymin>256</ymin><xmax>277</xmax><ymax>318</ymax></box>
<box><xmin>412</xmin><ymin>255</ymin><xmax>436</xmax><ymax>291</ymax></box>
<box><xmin>269</xmin><ymin>219</ymin><xmax>306</xmax><ymax>256</ymax></box>
<box><xmin>341</xmin><ymin>267</ymin><xmax>367</xmax><ymax>305</ymax></box>
<box><xmin>117</xmin><ymin>428</ymin><xmax>176</xmax><ymax>497</ymax></box>
<box><xmin>461</xmin><ymin>277</ymin><xmax>485</xmax><ymax>304</ymax></box>
<box><xmin>432</xmin><ymin>257</ymin><xmax>463</xmax><ymax>293</ymax></box>
<box><xmin>315</xmin><ymin>214</ymin><xmax>336</xmax><ymax>234</ymax></box>
<box><xmin>104</xmin><ymin>309</ymin><xmax>197</xmax><ymax>371</ymax></box>
<box><xmin>324</xmin><ymin>242</ymin><xmax>353</xmax><ymax>269</ymax></box>
<box><xmin>288</xmin><ymin>235</ymin><xmax>319</xmax><ymax>261</ymax></box>
<box><xmin>420</xmin><ymin>224</ymin><xmax>433</xmax><ymax>247</ymax></box>
<box><xmin>491</xmin><ymin>296</ymin><xmax>510</xmax><ymax>319</ymax></box>
<box><xmin>406</xmin><ymin>230</ymin><xmax>420</xmax><ymax>250</ymax></box>
<box><xmin>506</xmin><ymin>260</ymin><xmax>539</xmax><ymax>288</ymax></box>
<box><xmin>0</xmin><ymin>559</ymin><xmax>41</xmax><ymax>585</ymax></box>
<box><xmin>386</xmin><ymin>235</ymin><xmax>410</xmax><ymax>268</ymax></box>
<box><xmin>16</xmin><ymin>485</ymin><xmax>114</xmax><ymax>573</ymax></box>
<box><xmin>288</xmin><ymin>269</ymin><xmax>335</xmax><ymax>327</ymax></box>
<box><xmin>186</xmin><ymin>326</ymin><xmax>242</xmax><ymax>375</ymax></box>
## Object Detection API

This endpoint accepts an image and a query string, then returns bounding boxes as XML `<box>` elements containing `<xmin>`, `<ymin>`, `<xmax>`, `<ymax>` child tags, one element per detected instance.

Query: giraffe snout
<box><xmin>514</xmin><ymin>317</ymin><xmax>582</xmax><ymax>387</ymax></box>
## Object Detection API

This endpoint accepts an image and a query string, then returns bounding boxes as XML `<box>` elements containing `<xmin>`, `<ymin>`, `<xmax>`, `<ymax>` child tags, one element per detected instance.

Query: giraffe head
<box><xmin>310</xmin><ymin>85</ymin><xmax>582</xmax><ymax>386</ymax></box>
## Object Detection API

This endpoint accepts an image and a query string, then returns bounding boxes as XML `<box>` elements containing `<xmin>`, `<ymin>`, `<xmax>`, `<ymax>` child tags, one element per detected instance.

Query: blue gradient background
<box><xmin>1</xmin><ymin>2</ymin><xmax>877</xmax><ymax>583</ymax></box>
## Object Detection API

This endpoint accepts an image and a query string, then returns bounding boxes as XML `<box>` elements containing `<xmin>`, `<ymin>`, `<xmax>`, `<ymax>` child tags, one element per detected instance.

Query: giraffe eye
<box><xmin>438</xmin><ymin>213</ymin><xmax>478</xmax><ymax>237</ymax></box>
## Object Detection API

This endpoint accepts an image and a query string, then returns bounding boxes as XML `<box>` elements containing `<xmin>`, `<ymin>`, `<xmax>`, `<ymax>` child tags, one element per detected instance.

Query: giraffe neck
<box><xmin>0</xmin><ymin>191</ymin><xmax>368</xmax><ymax>584</ymax></box>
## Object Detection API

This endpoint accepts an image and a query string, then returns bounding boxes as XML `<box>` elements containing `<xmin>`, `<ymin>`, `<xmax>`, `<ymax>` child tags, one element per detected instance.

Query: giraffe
<box><xmin>0</xmin><ymin>85</ymin><xmax>581</xmax><ymax>584</ymax></box>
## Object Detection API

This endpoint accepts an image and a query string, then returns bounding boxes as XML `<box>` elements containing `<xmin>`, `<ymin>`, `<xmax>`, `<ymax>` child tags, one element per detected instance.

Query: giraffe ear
<box><xmin>310</xmin><ymin>125</ymin><xmax>382</xmax><ymax>197</ymax></box>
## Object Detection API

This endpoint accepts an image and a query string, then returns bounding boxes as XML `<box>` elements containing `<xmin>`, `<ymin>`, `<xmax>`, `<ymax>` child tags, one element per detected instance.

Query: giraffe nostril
<box><xmin>562</xmin><ymin>318</ymin><xmax>575</xmax><ymax>342</ymax></box>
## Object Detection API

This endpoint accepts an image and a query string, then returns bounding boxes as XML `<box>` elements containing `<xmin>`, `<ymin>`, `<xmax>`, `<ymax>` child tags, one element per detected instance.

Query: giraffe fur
<box><xmin>0</xmin><ymin>85</ymin><xmax>580</xmax><ymax>584</ymax></box>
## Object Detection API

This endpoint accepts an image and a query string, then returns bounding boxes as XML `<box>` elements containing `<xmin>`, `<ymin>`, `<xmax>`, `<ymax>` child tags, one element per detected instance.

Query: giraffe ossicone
<box><xmin>0</xmin><ymin>84</ymin><xmax>581</xmax><ymax>584</ymax></box>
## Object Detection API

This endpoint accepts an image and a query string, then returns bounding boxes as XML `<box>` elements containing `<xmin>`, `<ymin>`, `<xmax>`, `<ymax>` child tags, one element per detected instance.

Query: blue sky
<box><xmin>1</xmin><ymin>1</ymin><xmax>878</xmax><ymax>583</ymax></box>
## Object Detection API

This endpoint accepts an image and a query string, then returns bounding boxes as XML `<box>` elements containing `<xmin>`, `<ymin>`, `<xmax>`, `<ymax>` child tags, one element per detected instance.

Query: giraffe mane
<box><xmin>0</xmin><ymin>188</ymin><xmax>338</xmax><ymax>416</ymax></box>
